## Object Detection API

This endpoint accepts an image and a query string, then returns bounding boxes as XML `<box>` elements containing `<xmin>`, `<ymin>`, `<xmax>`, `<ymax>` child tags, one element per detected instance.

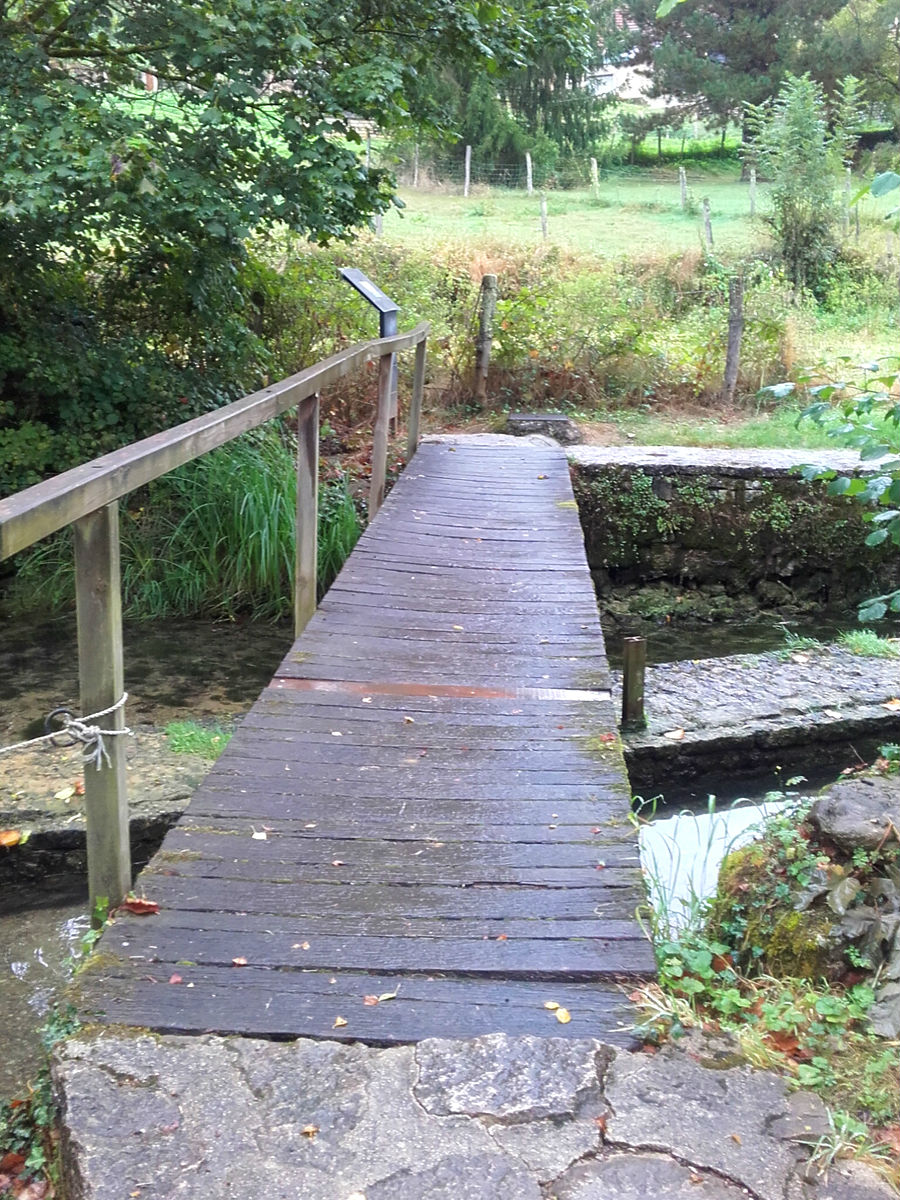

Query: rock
<box><xmin>812</xmin><ymin>1161</ymin><xmax>900</xmax><ymax>1199</ymax></box>
<box><xmin>413</xmin><ymin>1033</ymin><xmax>609</xmax><ymax>1121</ymax></box>
<box><xmin>505</xmin><ymin>412</ymin><xmax>582</xmax><ymax>444</ymax></box>
<box><xmin>551</xmin><ymin>1151</ymin><xmax>754</xmax><ymax>1199</ymax></box>
<box><xmin>367</xmin><ymin>1152</ymin><xmax>541</xmax><ymax>1200</ymax></box>
<box><xmin>868</xmin><ymin>980</ymin><xmax>900</xmax><ymax>1038</ymax></box>
<box><xmin>810</xmin><ymin>777</ymin><xmax>900</xmax><ymax>851</ymax></box>
<box><xmin>602</xmin><ymin>1042</ymin><xmax>808</xmax><ymax>1200</ymax></box>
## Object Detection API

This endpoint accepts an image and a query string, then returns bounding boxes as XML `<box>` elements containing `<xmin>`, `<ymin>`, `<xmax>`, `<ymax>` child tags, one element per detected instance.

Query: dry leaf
<box><xmin>883</xmin><ymin>698</ymin><xmax>900</xmax><ymax>711</ymax></box>
<box><xmin>452</xmin><ymin>625</ymin><xmax>464</xmax><ymax>631</ymax></box>
<box><xmin>730</xmin><ymin>1133</ymin><xmax>742</xmax><ymax>1145</ymax></box>
<box><xmin>74</xmin><ymin>779</ymin><xmax>85</xmax><ymax>795</ymax></box>
<box><xmin>378</xmin><ymin>987</ymin><xmax>399</xmax><ymax>1002</ymax></box>
<box><xmin>232</xmin><ymin>957</ymin><xmax>248</xmax><ymax>967</ymax></box>
<box><xmin>333</xmin><ymin>1015</ymin><xmax>348</xmax><ymax>1028</ymax></box>
<box><xmin>543</xmin><ymin>1000</ymin><xmax>560</xmax><ymax>1011</ymax></box>
<box><xmin>54</xmin><ymin>786</ymin><xmax>76</xmax><ymax>801</ymax></box>
<box><xmin>496</xmin><ymin>933</ymin><xmax>508</xmax><ymax>941</ymax></box>
<box><xmin>403</xmin><ymin>716</ymin><xmax>415</xmax><ymax>724</ymax></box>
<box><xmin>116</xmin><ymin>896</ymin><xmax>160</xmax><ymax>916</ymax></box>
<box><xmin>331</xmin><ymin>859</ymin><xmax>345</xmax><ymax>867</ymax></box>
<box><xmin>251</xmin><ymin>830</ymin><xmax>267</xmax><ymax>840</ymax></box>
<box><xmin>330</xmin><ymin>731</ymin><xmax>343</xmax><ymax>737</ymax></box>
<box><xmin>363</xmin><ymin>994</ymin><xmax>380</xmax><ymax>1006</ymax></box>
<box><xmin>0</xmin><ymin>830</ymin><xmax>22</xmax><ymax>848</ymax></box>
<box><xmin>791</xmin><ymin>652</ymin><xmax>810</xmax><ymax>664</ymax></box>
<box><xmin>168</xmin><ymin>974</ymin><xmax>183</xmax><ymax>985</ymax></box>
<box><xmin>555</xmin><ymin>1007</ymin><xmax>572</xmax><ymax>1024</ymax></box>
<box><xmin>361</xmin><ymin>697</ymin><xmax>372</xmax><ymax>704</ymax></box>
<box><xmin>663</xmin><ymin>729</ymin><xmax>685</xmax><ymax>741</ymax></box>
<box><xmin>301</xmin><ymin>1124</ymin><xmax>319</xmax><ymax>1138</ymax></box>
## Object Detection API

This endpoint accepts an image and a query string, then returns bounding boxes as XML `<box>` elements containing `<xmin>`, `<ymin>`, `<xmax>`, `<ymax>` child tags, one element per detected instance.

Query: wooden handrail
<box><xmin>1</xmin><ymin>320</ymin><xmax>428</xmax><ymax>914</ymax></box>
<box><xmin>0</xmin><ymin>322</ymin><xmax>429</xmax><ymax>560</ymax></box>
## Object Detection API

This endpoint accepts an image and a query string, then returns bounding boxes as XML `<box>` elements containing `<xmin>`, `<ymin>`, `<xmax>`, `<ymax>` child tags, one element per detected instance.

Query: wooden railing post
<box><xmin>407</xmin><ymin>336</ymin><xmax>427</xmax><ymax>458</ymax></box>
<box><xmin>473</xmin><ymin>275</ymin><xmax>498</xmax><ymax>404</ymax></box>
<box><xmin>369</xmin><ymin>351</ymin><xmax>392</xmax><ymax>518</ymax></box>
<box><xmin>295</xmin><ymin>393</ymin><xmax>319</xmax><ymax>637</ymax></box>
<box><xmin>621</xmin><ymin>636</ymin><xmax>647</xmax><ymax>728</ymax></box>
<box><xmin>73</xmin><ymin>502</ymin><xmax>131</xmax><ymax>915</ymax></box>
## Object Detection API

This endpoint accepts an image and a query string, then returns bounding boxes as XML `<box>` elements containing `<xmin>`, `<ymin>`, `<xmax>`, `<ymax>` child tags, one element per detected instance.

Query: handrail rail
<box><xmin>1</xmin><ymin>319</ymin><xmax>429</xmax><ymax>914</ymax></box>
<box><xmin>0</xmin><ymin>321</ymin><xmax>429</xmax><ymax>561</ymax></box>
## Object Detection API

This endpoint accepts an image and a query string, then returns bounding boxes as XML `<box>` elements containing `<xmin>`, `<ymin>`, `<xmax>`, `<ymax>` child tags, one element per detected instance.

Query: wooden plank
<box><xmin>74</xmin><ymin>502</ymin><xmax>131</xmax><ymax>912</ymax></box>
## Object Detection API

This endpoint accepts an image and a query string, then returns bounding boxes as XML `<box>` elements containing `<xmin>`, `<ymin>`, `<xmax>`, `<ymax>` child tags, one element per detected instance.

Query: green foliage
<box><xmin>836</xmin><ymin>629</ymin><xmax>900</xmax><ymax>657</ymax></box>
<box><xmin>745</xmin><ymin>74</ymin><xmax>861</xmax><ymax>291</ymax></box>
<box><xmin>165</xmin><ymin>721</ymin><xmax>232</xmax><ymax>759</ymax></box>
<box><xmin>9</xmin><ymin>425</ymin><xmax>363</xmax><ymax>621</ymax></box>
<box><xmin>792</xmin><ymin>356</ymin><xmax>900</xmax><ymax>620</ymax></box>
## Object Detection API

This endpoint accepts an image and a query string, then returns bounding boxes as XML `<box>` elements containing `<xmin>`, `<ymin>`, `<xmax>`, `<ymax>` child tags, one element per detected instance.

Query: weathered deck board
<box><xmin>75</xmin><ymin>439</ymin><xmax>653</xmax><ymax>1046</ymax></box>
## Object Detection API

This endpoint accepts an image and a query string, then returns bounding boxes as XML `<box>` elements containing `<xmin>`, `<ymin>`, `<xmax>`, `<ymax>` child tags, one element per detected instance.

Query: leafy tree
<box><xmin>812</xmin><ymin>1</ymin><xmax>900</xmax><ymax>131</ymax></box>
<box><xmin>744</xmin><ymin>73</ymin><xmax>862</xmax><ymax>291</ymax></box>
<box><xmin>622</xmin><ymin>0</ymin><xmax>845</xmax><ymax>134</ymax></box>
<box><xmin>0</xmin><ymin>0</ymin><xmax>579</xmax><ymax>488</ymax></box>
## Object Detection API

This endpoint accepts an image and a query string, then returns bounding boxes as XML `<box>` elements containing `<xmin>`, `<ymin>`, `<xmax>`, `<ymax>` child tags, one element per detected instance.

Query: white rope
<box><xmin>0</xmin><ymin>693</ymin><xmax>133</xmax><ymax>770</ymax></box>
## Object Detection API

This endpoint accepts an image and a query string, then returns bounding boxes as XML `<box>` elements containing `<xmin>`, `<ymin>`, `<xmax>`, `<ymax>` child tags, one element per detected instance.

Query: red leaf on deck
<box><xmin>168</xmin><ymin>974</ymin><xmax>183</xmax><ymax>985</ymax></box>
<box><xmin>116</xmin><ymin>897</ymin><xmax>160</xmax><ymax>916</ymax></box>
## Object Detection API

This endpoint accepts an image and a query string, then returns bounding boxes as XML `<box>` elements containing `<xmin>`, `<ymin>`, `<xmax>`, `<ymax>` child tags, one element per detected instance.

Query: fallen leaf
<box><xmin>378</xmin><ymin>987</ymin><xmax>399</xmax><ymax>1002</ymax></box>
<box><xmin>0</xmin><ymin>1152</ymin><xmax>25</xmax><ymax>1174</ymax></box>
<box><xmin>403</xmin><ymin>716</ymin><xmax>415</xmax><ymax>724</ymax></box>
<box><xmin>537</xmin><ymin>473</ymin><xmax>548</xmax><ymax>479</ymax></box>
<box><xmin>363</xmin><ymin>994</ymin><xmax>380</xmax><ymax>1006</ymax></box>
<box><xmin>591</xmin><ymin>827</ymin><xmax>602</xmax><ymax>834</ymax></box>
<box><xmin>232</xmin><ymin>957</ymin><xmax>248</xmax><ymax>967</ymax></box>
<box><xmin>496</xmin><ymin>933</ymin><xmax>508</xmax><ymax>941</ymax></box>
<box><xmin>331</xmin><ymin>859</ymin><xmax>345</xmax><ymax>867</ymax></box>
<box><xmin>74</xmin><ymin>779</ymin><xmax>85</xmax><ymax>796</ymax></box>
<box><xmin>361</xmin><ymin>697</ymin><xmax>372</xmax><ymax>704</ymax></box>
<box><xmin>594</xmin><ymin>1112</ymin><xmax>609</xmax><ymax>1135</ymax></box>
<box><xmin>790</xmin><ymin>652</ymin><xmax>810</xmax><ymax>664</ymax></box>
<box><xmin>251</xmin><ymin>830</ymin><xmax>267</xmax><ymax>840</ymax></box>
<box><xmin>330</xmin><ymin>731</ymin><xmax>343</xmax><ymax>737</ymax></box>
<box><xmin>452</xmin><ymin>625</ymin><xmax>464</xmax><ymax>631</ymax></box>
<box><xmin>595</xmin><ymin>732</ymin><xmax>616</xmax><ymax>743</ymax></box>
<box><xmin>544</xmin><ymin>1000</ymin><xmax>560</xmax><ymax>1011</ymax></box>
<box><xmin>168</xmin><ymin>974</ymin><xmax>183</xmax><ymax>985</ymax></box>
<box><xmin>333</xmin><ymin>1016</ymin><xmax>348</xmax><ymax>1028</ymax></box>
<box><xmin>555</xmin><ymin>1007</ymin><xmax>572</xmax><ymax>1024</ymax></box>
<box><xmin>0</xmin><ymin>830</ymin><xmax>21</xmax><ymax>848</ymax></box>
<box><xmin>883</xmin><ymin>698</ymin><xmax>900</xmax><ymax>711</ymax></box>
<box><xmin>301</xmin><ymin>1124</ymin><xmax>319</xmax><ymax>1138</ymax></box>
<box><xmin>54</xmin><ymin>785</ymin><xmax>76</xmax><ymax>801</ymax></box>
<box><xmin>116</xmin><ymin>896</ymin><xmax>160</xmax><ymax>916</ymax></box>
<box><xmin>663</xmin><ymin>729</ymin><xmax>686</xmax><ymax>741</ymax></box>
<box><xmin>730</xmin><ymin>1133</ymin><xmax>742</xmax><ymax>1145</ymax></box>
<box><xmin>595</xmin><ymin>862</ymin><xmax>606</xmax><ymax>870</ymax></box>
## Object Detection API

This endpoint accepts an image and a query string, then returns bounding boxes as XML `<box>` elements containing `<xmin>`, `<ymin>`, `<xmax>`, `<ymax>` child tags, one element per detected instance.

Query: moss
<box><xmin>762</xmin><ymin>908</ymin><xmax>838</xmax><ymax>979</ymax></box>
<box><xmin>555</xmin><ymin>499</ymin><xmax>578</xmax><ymax>509</ymax></box>
<box><xmin>151</xmin><ymin>849</ymin><xmax>204</xmax><ymax>863</ymax></box>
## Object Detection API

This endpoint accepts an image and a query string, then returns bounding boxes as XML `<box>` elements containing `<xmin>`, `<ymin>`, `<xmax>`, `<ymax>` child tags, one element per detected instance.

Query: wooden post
<box><xmin>540</xmin><ymin>193</ymin><xmax>548</xmax><ymax>240</ymax></box>
<box><xmin>525</xmin><ymin>151</ymin><xmax>533</xmax><ymax>195</ymax></box>
<box><xmin>365</xmin><ymin>132</ymin><xmax>371</xmax><ymax>170</ymax></box>
<box><xmin>463</xmin><ymin>144</ymin><xmax>472</xmax><ymax>197</ymax></box>
<box><xmin>473</xmin><ymin>273</ymin><xmax>498</xmax><ymax>404</ymax></box>
<box><xmin>407</xmin><ymin>336</ymin><xmax>427</xmax><ymax>459</ymax></box>
<box><xmin>368</xmin><ymin>351</ymin><xmax>392</xmax><ymax>518</ymax></box>
<box><xmin>749</xmin><ymin>167</ymin><xmax>757</xmax><ymax>218</ymax></box>
<box><xmin>295</xmin><ymin>393</ymin><xmax>319</xmax><ymax>637</ymax></box>
<box><xmin>702</xmin><ymin>197</ymin><xmax>714</xmax><ymax>249</ymax></box>
<box><xmin>413</xmin><ymin>142</ymin><xmax>419</xmax><ymax>189</ymax></box>
<box><xmin>73</xmin><ymin>502</ymin><xmax>130</xmax><ymax>915</ymax></box>
<box><xmin>374</xmin><ymin>212</ymin><xmax>383</xmax><ymax>237</ymax></box>
<box><xmin>722</xmin><ymin>275</ymin><xmax>744</xmax><ymax>405</ymax></box>
<box><xmin>590</xmin><ymin>156</ymin><xmax>599</xmax><ymax>198</ymax></box>
<box><xmin>678</xmin><ymin>165</ymin><xmax>687</xmax><ymax>210</ymax></box>
<box><xmin>621</xmin><ymin>637</ymin><xmax>647</xmax><ymax>728</ymax></box>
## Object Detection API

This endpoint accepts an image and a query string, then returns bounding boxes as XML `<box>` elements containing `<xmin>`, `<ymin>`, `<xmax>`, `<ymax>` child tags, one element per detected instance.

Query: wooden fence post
<box><xmin>722</xmin><ymin>275</ymin><xmax>744</xmax><ymax>405</ymax></box>
<box><xmin>749</xmin><ymin>167</ymin><xmax>757</xmax><ymax>218</ymax></box>
<box><xmin>702</xmin><ymin>197</ymin><xmax>714</xmax><ymax>250</ymax></box>
<box><xmin>463</xmin><ymin>145</ymin><xmax>472</xmax><ymax>197</ymax></box>
<box><xmin>679</xmin><ymin>165</ymin><xmax>687</xmax><ymax>210</ymax></box>
<box><xmin>621</xmin><ymin>637</ymin><xmax>647</xmax><ymax>728</ymax></box>
<box><xmin>368</xmin><ymin>351</ymin><xmax>392</xmax><ymax>518</ymax></box>
<box><xmin>473</xmin><ymin>274</ymin><xmax>498</xmax><ymax>404</ymax></box>
<box><xmin>295</xmin><ymin>393</ymin><xmax>319</xmax><ymax>637</ymax></box>
<box><xmin>525</xmin><ymin>151</ymin><xmax>533</xmax><ymax>195</ymax></box>
<box><xmin>73</xmin><ymin>502</ymin><xmax>131</xmax><ymax>915</ymax></box>
<box><xmin>843</xmin><ymin>167</ymin><xmax>852</xmax><ymax>238</ymax></box>
<box><xmin>407</xmin><ymin>336</ymin><xmax>427</xmax><ymax>459</ymax></box>
<box><xmin>413</xmin><ymin>142</ymin><xmax>419</xmax><ymax>189</ymax></box>
<box><xmin>590</xmin><ymin>157</ymin><xmax>599</xmax><ymax>197</ymax></box>
<box><xmin>540</xmin><ymin>194</ymin><xmax>548</xmax><ymax>240</ymax></box>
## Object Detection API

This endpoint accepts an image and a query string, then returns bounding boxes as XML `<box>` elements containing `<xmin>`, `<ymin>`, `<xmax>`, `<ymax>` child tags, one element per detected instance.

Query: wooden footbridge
<box><xmin>1</xmin><ymin>323</ymin><xmax>653</xmax><ymax>1046</ymax></box>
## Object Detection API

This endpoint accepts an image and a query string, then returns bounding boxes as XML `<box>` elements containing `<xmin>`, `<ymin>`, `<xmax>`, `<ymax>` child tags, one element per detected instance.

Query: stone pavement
<box><xmin>618</xmin><ymin>646</ymin><xmax>900</xmax><ymax>787</ymax></box>
<box><xmin>53</xmin><ymin>1029</ymin><xmax>895</xmax><ymax>1199</ymax></box>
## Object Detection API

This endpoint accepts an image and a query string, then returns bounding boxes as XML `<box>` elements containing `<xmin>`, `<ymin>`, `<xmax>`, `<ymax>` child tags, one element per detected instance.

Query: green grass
<box><xmin>164</xmin><ymin>720</ymin><xmax>232</xmax><ymax>759</ymax></box>
<box><xmin>592</xmin><ymin>405</ymin><xmax>845</xmax><ymax>451</ymax></box>
<box><xmin>836</xmin><ymin>629</ymin><xmax>900</xmax><ymax>658</ymax></box>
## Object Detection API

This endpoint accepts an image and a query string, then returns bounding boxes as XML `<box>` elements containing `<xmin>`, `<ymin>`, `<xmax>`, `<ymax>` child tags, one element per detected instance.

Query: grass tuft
<box><xmin>836</xmin><ymin>630</ymin><xmax>900</xmax><ymax>659</ymax></box>
<box><xmin>164</xmin><ymin>720</ymin><xmax>232</xmax><ymax>759</ymax></box>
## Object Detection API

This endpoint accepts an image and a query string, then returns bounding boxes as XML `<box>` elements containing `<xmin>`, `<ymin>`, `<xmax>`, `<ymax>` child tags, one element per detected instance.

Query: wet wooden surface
<box><xmin>76</xmin><ymin>440</ymin><xmax>654</xmax><ymax>1045</ymax></box>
